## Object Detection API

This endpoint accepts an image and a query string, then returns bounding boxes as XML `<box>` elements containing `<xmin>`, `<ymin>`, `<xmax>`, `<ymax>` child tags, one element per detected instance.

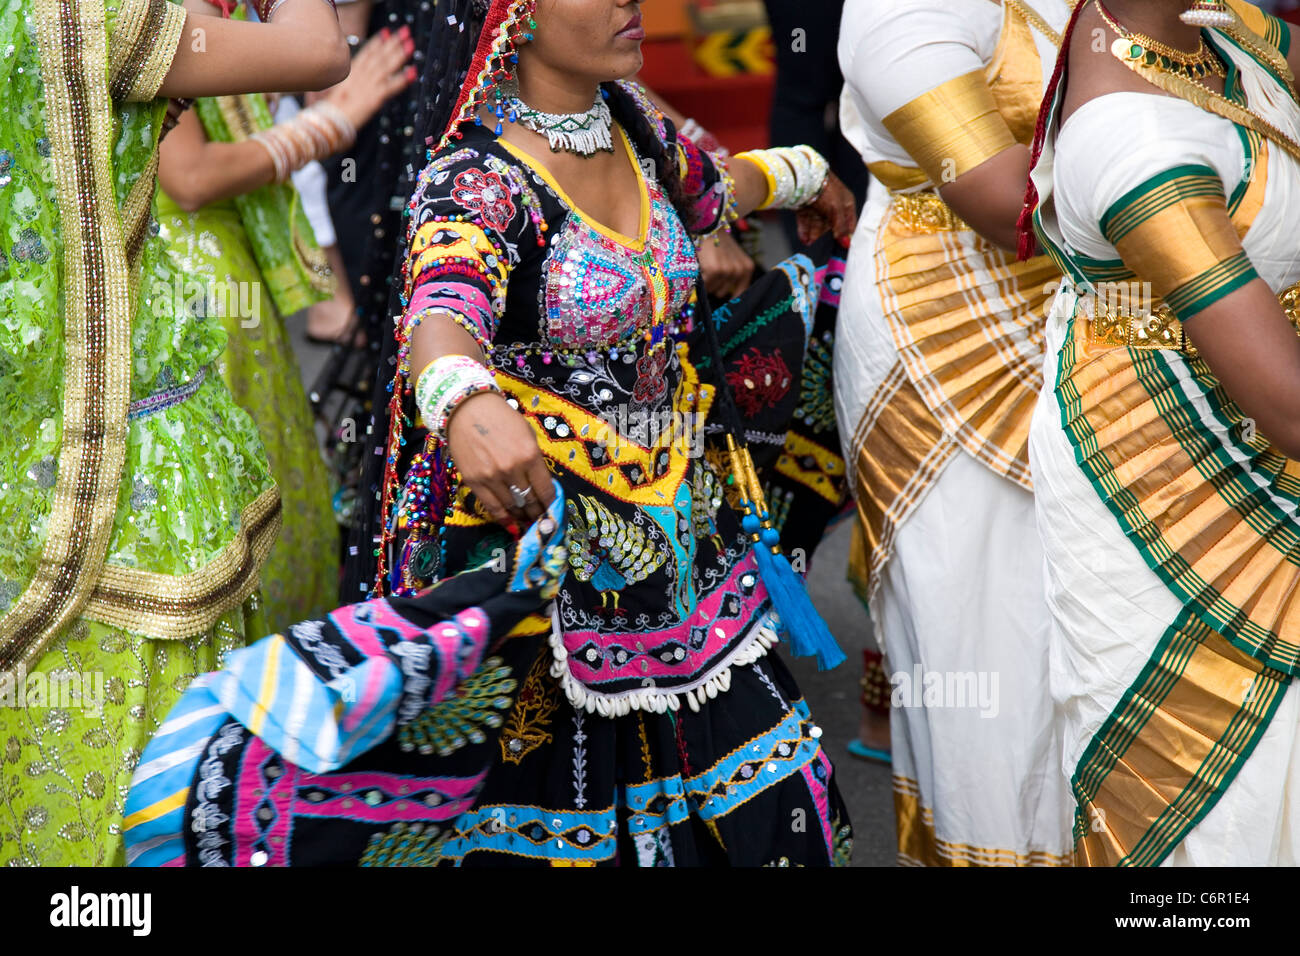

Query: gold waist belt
<box><xmin>889</xmin><ymin>189</ymin><xmax>969</xmax><ymax>234</ymax></box>
<box><xmin>1085</xmin><ymin>280</ymin><xmax>1300</xmax><ymax>357</ymax></box>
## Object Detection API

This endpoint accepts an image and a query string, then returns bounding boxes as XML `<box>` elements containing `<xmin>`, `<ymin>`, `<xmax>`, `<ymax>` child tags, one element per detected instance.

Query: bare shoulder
<box><xmin>1060</xmin><ymin>6</ymin><xmax>1169</xmax><ymax>124</ymax></box>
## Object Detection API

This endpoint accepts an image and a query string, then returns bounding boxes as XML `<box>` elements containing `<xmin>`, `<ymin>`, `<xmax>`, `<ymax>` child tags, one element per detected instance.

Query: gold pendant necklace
<box><xmin>1094</xmin><ymin>0</ymin><xmax>1227</xmax><ymax>80</ymax></box>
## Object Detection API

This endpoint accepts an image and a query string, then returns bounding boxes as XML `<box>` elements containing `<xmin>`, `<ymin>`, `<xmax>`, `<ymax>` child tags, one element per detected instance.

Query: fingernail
<box><xmin>404</xmin><ymin>38</ymin><xmax>415</xmax><ymax>54</ymax></box>
<box><xmin>839</xmin><ymin>235</ymin><xmax>852</xmax><ymax>249</ymax></box>
<box><xmin>506</xmin><ymin>522</ymin><xmax>521</xmax><ymax>536</ymax></box>
<box><xmin>380</xmin><ymin>27</ymin><xmax>390</xmax><ymax>38</ymax></box>
<box><xmin>399</xmin><ymin>24</ymin><xmax>411</xmax><ymax>37</ymax></box>
<box><xmin>405</xmin><ymin>65</ymin><xmax>417</xmax><ymax>81</ymax></box>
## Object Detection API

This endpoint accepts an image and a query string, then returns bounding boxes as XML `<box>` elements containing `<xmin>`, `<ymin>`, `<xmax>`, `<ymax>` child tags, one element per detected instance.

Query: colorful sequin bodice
<box><xmin>542</xmin><ymin>181</ymin><xmax>698</xmax><ymax>350</ymax></box>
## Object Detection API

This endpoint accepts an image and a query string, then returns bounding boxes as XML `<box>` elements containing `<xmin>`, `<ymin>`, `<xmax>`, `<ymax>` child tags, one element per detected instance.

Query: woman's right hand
<box><xmin>322</xmin><ymin>26</ymin><xmax>417</xmax><ymax>132</ymax></box>
<box><xmin>445</xmin><ymin>391</ymin><xmax>556</xmax><ymax>533</ymax></box>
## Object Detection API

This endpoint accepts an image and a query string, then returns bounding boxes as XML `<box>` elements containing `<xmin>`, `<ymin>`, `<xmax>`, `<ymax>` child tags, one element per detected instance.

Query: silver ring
<box><xmin>508</xmin><ymin>484</ymin><xmax>532</xmax><ymax>509</ymax></box>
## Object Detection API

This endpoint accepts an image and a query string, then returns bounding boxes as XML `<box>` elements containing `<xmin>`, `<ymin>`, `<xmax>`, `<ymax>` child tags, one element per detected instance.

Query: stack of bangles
<box><xmin>734</xmin><ymin>145</ymin><xmax>830</xmax><ymax>211</ymax></box>
<box><xmin>250</xmin><ymin>0</ymin><xmax>338</xmax><ymax>22</ymax></box>
<box><xmin>251</xmin><ymin>101</ymin><xmax>356</xmax><ymax>184</ymax></box>
<box><xmin>414</xmin><ymin>354</ymin><xmax>503</xmax><ymax>443</ymax></box>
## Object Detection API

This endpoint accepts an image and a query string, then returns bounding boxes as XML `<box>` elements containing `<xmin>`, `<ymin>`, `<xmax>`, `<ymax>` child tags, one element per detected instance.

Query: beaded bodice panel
<box><xmin>538</xmin><ymin>171</ymin><xmax>699</xmax><ymax>350</ymax></box>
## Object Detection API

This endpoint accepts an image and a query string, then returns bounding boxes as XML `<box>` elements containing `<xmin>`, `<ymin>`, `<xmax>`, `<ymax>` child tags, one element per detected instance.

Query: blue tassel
<box><xmin>741</xmin><ymin>514</ymin><xmax>845</xmax><ymax>670</ymax></box>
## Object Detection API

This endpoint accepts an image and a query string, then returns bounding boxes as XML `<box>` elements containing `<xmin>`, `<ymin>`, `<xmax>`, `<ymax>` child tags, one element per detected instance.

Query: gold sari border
<box><xmin>875</xmin><ymin>203</ymin><xmax>1054</xmax><ymax>490</ymax></box>
<box><xmin>850</xmin><ymin>363</ymin><xmax>956</xmax><ymax>602</ymax></box>
<box><xmin>81</xmin><ymin>485</ymin><xmax>282</xmax><ymax>637</ymax></box>
<box><xmin>1</xmin><ymin>0</ymin><xmax>134</xmax><ymax>678</ymax></box>
<box><xmin>1101</xmin><ymin>164</ymin><xmax>1256</xmax><ymax>320</ymax></box>
<box><xmin>1057</xmin><ymin>309</ymin><xmax>1300</xmax><ymax>676</ymax></box>
<box><xmin>894</xmin><ymin>774</ymin><xmax>1073</xmax><ymax>867</ymax></box>
<box><xmin>1071</xmin><ymin>608</ymin><xmax>1289</xmax><ymax>866</ymax></box>
<box><xmin>117</xmin><ymin>0</ymin><xmax>187</xmax><ymax>103</ymax></box>
<box><xmin>881</xmin><ymin>69</ymin><xmax>1017</xmax><ymax>186</ymax></box>
<box><xmin>866</xmin><ymin>160</ymin><xmax>928</xmax><ymax>193</ymax></box>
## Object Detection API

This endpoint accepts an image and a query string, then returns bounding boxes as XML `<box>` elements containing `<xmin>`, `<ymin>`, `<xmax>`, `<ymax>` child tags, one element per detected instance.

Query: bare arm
<box><xmin>938</xmin><ymin>144</ymin><xmax>1031</xmax><ymax>253</ymax></box>
<box><xmin>1183</xmin><ymin>280</ymin><xmax>1300</xmax><ymax>457</ymax></box>
<box><xmin>158</xmin><ymin>27</ymin><xmax>414</xmax><ymax>211</ymax></box>
<box><xmin>157</xmin><ymin>108</ymin><xmax>274</xmax><ymax>212</ymax></box>
<box><xmin>335</xmin><ymin>0</ymin><xmax>374</xmax><ymax>39</ymax></box>
<box><xmin>159</xmin><ymin>0</ymin><xmax>351</xmax><ymax>99</ymax></box>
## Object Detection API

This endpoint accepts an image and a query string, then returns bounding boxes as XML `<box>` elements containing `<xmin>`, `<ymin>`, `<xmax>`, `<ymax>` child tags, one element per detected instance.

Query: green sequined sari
<box><xmin>0</xmin><ymin>0</ymin><xmax>276</xmax><ymax>864</ymax></box>
<box><xmin>155</xmin><ymin>181</ymin><xmax>338</xmax><ymax>631</ymax></box>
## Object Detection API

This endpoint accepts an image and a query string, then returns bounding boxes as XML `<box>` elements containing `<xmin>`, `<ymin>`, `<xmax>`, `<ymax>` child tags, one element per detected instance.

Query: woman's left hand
<box><xmin>796</xmin><ymin>171</ymin><xmax>858</xmax><ymax>247</ymax></box>
<box><xmin>698</xmin><ymin>231</ymin><xmax>756</xmax><ymax>301</ymax></box>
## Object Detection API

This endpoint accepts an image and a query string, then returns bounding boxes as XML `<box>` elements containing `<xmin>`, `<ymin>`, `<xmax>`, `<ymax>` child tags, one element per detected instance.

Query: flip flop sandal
<box><xmin>847</xmin><ymin>739</ymin><xmax>892</xmax><ymax>766</ymax></box>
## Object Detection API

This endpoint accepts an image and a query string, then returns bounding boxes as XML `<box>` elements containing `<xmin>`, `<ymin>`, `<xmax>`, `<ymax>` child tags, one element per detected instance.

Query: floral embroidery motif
<box><xmin>500</xmin><ymin>651</ymin><xmax>560</xmax><ymax>764</ymax></box>
<box><xmin>631</xmin><ymin>347</ymin><xmax>669</xmax><ymax>404</ymax></box>
<box><xmin>726</xmin><ymin>348</ymin><xmax>792</xmax><ymax>418</ymax></box>
<box><xmin>450</xmin><ymin>167</ymin><xmax>516</xmax><ymax>234</ymax></box>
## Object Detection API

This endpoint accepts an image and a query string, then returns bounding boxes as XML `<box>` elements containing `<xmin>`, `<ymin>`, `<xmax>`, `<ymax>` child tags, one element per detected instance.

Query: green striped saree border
<box><xmin>1100</xmin><ymin>164</ymin><xmax>1224</xmax><ymax>244</ymax></box>
<box><xmin>1070</xmin><ymin>606</ymin><xmax>1289</xmax><ymax>866</ymax></box>
<box><xmin>1055</xmin><ymin>316</ymin><xmax>1300</xmax><ymax>675</ymax></box>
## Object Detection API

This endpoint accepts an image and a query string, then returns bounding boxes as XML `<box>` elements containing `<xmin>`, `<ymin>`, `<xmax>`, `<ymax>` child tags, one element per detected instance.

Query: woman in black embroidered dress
<box><xmin>124</xmin><ymin>0</ymin><xmax>860</xmax><ymax>867</ymax></box>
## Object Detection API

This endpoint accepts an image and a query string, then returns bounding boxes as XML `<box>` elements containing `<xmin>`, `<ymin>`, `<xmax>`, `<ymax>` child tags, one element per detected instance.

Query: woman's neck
<box><xmin>516</xmin><ymin>65</ymin><xmax>600</xmax><ymax>114</ymax></box>
<box><xmin>1103</xmin><ymin>0</ymin><xmax>1206</xmax><ymax>52</ymax></box>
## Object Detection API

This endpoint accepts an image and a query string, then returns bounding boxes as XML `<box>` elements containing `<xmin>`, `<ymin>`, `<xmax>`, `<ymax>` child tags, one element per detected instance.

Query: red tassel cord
<box><xmin>1016</xmin><ymin>0</ymin><xmax>1091</xmax><ymax>261</ymax></box>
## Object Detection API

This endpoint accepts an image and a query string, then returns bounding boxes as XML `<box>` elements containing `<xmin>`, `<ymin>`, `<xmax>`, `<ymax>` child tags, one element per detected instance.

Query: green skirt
<box><xmin>0</xmin><ymin>599</ymin><xmax>264</xmax><ymax>865</ymax></box>
<box><xmin>155</xmin><ymin>192</ymin><xmax>339</xmax><ymax>631</ymax></box>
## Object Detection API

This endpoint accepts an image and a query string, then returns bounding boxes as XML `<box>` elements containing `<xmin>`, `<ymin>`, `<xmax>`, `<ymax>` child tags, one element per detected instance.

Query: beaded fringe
<box><xmin>546</xmin><ymin>605</ymin><xmax>782</xmax><ymax>717</ymax></box>
<box><xmin>538</xmin><ymin>125</ymin><xmax>613</xmax><ymax>156</ymax></box>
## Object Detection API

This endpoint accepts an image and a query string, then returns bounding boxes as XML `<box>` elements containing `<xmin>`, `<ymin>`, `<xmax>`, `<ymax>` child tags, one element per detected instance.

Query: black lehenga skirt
<box><xmin>121</xmin><ymin>242</ymin><xmax>853</xmax><ymax>867</ymax></box>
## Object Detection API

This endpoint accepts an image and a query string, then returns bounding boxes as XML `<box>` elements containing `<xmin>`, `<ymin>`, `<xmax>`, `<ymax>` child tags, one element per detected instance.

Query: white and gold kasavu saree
<box><xmin>836</xmin><ymin>0</ymin><xmax>1074</xmax><ymax>865</ymax></box>
<box><xmin>1029</xmin><ymin>1</ymin><xmax>1300</xmax><ymax>865</ymax></box>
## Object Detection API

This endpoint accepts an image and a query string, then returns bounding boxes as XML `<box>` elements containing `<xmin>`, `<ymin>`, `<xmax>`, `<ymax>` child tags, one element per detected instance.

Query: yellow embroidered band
<box><xmin>881</xmin><ymin>70</ymin><xmax>1017</xmax><ymax>186</ymax></box>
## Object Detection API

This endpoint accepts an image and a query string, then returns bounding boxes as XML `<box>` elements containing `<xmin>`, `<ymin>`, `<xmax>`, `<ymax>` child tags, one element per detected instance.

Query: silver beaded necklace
<box><xmin>504</xmin><ymin>91</ymin><xmax>614</xmax><ymax>156</ymax></box>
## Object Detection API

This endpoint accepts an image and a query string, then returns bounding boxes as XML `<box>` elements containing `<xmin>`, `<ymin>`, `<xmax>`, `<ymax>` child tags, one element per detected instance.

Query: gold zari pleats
<box><xmin>1071</xmin><ymin>614</ymin><xmax>1288</xmax><ymax>867</ymax></box>
<box><xmin>848</xmin><ymin>0</ymin><xmax>1062</xmax><ymax>602</ymax></box>
<box><xmin>848</xmin><ymin>363</ymin><xmax>958</xmax><ymax>603</ymax></box>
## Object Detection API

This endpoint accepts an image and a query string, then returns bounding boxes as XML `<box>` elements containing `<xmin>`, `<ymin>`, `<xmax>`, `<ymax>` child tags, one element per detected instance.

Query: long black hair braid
<box><xmin>340</xmin><ymin>0</ymin><xmax>498</xmax><ymax>600</ymax></box>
